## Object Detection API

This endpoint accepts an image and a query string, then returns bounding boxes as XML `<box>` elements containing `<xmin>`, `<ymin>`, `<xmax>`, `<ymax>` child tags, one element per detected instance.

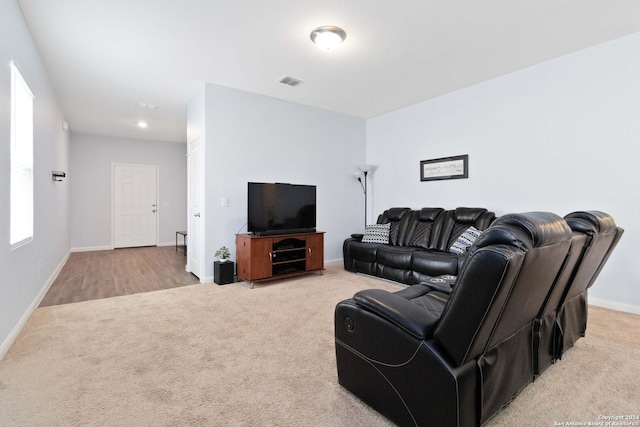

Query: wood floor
<box><xmin>40</xmin><ymin>246</ymin><xmax>200</xmax><ymax>307</ymax></box>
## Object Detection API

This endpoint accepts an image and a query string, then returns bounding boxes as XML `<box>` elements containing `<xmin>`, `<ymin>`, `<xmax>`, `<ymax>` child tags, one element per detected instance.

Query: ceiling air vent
<box><xmin>279</xmin><ymin>76</ymin><xmax>303</xmax><ymax>87</ymax></box>
<box><xmin>137</xmin><ymin>102</ymin><xmax>159</xmax><ymax>111</ymax></box>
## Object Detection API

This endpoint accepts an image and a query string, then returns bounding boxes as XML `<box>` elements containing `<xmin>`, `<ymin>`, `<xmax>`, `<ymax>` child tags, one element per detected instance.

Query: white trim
<box><xmin>71</xmin><ymin>243</ymin><xmax>179</xmax><ymax>251</ymax></box>
<box><xmin>0</xmin><ymin>250</ymin><xmax>70</xmax><ymax>361</ymax></box>
<box><xmin>10</xmin><ymin>60</ymin><xmax>34</xmax><ymax>98</ymax></box>
<box><xmin>590</xmin><ymin>297</ymin><xmax>640</xmax><ymax>315</ymax></box>
<box><xmin>70</xmin><ymin>245</ymin><xmax>113</xmax><ymax>253</ymax></box>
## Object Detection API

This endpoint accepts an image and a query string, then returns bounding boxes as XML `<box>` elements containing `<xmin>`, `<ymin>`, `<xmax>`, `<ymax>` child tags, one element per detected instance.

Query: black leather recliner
<box><xmin>335</xmin><ymin>212</ymin><xmax>574</xmax><ymax>426</ymax></box>
<box><xmin>533</xmin><ymin>211</ymin><xmax>624</xmax><ymax>377</ymax></box>
<box><xmin>555</xmin><ymin>212</ymin><xmax>624</xmax><ymax>358</ymax></box>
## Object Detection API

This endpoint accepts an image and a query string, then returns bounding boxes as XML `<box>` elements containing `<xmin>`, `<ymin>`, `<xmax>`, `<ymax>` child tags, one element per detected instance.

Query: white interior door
<box><xmin>113</xmin><ymin>164</ymin><xmax>158</xmax><ymax>248</ymax></box>
<box><xmin>187</xmin><ymin>136</ymin><xmax>203</xmax><ymax>279</ymax></box>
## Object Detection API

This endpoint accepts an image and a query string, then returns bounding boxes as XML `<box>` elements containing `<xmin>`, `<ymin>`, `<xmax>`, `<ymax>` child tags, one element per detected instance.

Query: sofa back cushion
<box><xmin>375</xmin><ymin>207</ymin><xmax>495</xmax><ymax>251</ymax></box>
<box><xmin>377</xmin><ymin>207</ymin><xmax>411</xmax><ymax>246</ymax></box>
<box><xmin>562</xmin><ymin>211</ymin><xmax>623</xmax><ymax>297</ymax></box>
<box><xmin>405</xmin><ymin>208</ymin><xmax>445</xmax><ymax>248</ymax></box>
<box><xmin>433</xmin><ymin>207</ymin><xmax>495</xmax><ymax>251</ymax></box>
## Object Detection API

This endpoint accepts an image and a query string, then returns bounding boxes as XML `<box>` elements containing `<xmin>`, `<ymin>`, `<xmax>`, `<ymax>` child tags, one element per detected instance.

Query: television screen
<box><xmin>248</xmin><ymin>182</ymin><xmax>316</xmax><ymax>235</ymax></box>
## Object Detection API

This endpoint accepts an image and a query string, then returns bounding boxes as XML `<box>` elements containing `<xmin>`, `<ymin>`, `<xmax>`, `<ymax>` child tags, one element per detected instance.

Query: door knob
<box><xmin>152</xmin><ymin>209</ymin><xmax>157</xmax><ymax>213</ymax></box>
<box><xmin>194</xmin><ymin>213</ymin><xmax>201</xmax><ymax>217</ymax></box>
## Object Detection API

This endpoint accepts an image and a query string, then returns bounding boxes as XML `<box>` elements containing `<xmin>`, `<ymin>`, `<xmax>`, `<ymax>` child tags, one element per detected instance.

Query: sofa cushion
<box><xmin>377</xmin><ymin>245</ymin><xmax>416</xmax><ymax>269</ymax></box>
<box><xmin>411</xmin><ymin>250</ymin><xmax>460</xmax><ymax>277</ymax></box>
<box><xmin>449</xmin><ymin>226</ymin><xmax>482</xmax><ymax>255</ymax></box>
<box><xmin>378</xmin><ymin>207</ymin><xmax>411</xmax><ymax>246</ymax></box>
<box><xmin>438</xmin><ymin>208</ymin><xmax>496</xmax><ymax>251</ymax></box>
<box><xmin>362</xmin><ymin>223</ymin><xmax>390</xmax><ymax>244</ymax></box>
<box><xmin>348</xmin><ymin>241</ymin><xmax>380</xmax><ymax>262</ymax></box>
<box><xmin>407</xmin><ymin>208</ymin><xmax>445</xmax><ymax>249</ymax></box>
<box><xmin>454</xmin><ymin>207</ymin><xmax>487</xmax><ymax>223</ymax></box>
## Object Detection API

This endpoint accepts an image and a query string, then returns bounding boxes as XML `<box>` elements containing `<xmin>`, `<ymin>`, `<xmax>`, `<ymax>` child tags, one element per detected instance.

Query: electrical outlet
<box><xmin>221</xmin><ymin>196</ymin><xmax>229</xmax><ymax>207</ymax></box>
<box><xmin>38</xmin><ymin>260</ymin><xmax>42</xmax><ymax>273</ymax></box>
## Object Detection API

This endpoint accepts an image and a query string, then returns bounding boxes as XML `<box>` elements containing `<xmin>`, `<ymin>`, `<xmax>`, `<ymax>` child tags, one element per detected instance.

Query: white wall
<box><xmin>0</xmin><ymin>0</ymin><xmax>70</xmax><ymax>357</ymax></box>
<box><xmin>367</xmin><ymin>33</ymin><xmax>640</xmax><ymax>312</ymax></box>
<box><xmin>69</xmin><ymin>134</ymin><xmax>188</xmax><ymax>249</ymax></box>
<box><xmin>191</xmin><ymin>83</ymin><xmax>367</xmax><ymax>281</ymax></box>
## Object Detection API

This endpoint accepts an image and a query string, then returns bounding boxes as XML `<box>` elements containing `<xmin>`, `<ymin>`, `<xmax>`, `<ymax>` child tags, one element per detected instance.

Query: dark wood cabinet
<box><xmin>306</xmin><ymin>233</ymin><xmax>324</xmax><ymax>271</ymax></box>
<box><xmin>235</xmin><ymin>232</ymin><xmax>325</xmax><ymax>287</ymax></box>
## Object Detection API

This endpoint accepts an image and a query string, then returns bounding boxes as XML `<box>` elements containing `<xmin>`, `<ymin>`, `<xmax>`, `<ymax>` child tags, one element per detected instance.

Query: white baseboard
<box><xmin>590</xmin><ymin>297</ymin><xmax>640</xmax><ymax>315</ymax></box>
<box><xmin>0</xmin><ymin>250</ymin><xmax>70</xmax><ymax>361</ymax></box>
<box><xmin>70</xmin><ymin>245</ymin><xmax>112</xmax><ymax>253</ymax></box>
<box><xmin>157</xmin><ymin>241</ymin><xmax>176</xmax><ymax>247</ymax></box>
<box><xmin>72</xmin><ymin>243</ymin><xmax>180</xmax><ymax>251</ymax></box>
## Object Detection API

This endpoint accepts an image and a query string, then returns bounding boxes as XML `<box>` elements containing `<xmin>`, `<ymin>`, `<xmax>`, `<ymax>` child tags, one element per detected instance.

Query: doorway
<box><xmin>112</xmin><ymin>163</ymin><xmax>159</xmax><ymax>248</ymax></box>
<box><xmin>187</xmin><ymin>135</ymin><xmax>204</xmax><ymax>280</ymax></box>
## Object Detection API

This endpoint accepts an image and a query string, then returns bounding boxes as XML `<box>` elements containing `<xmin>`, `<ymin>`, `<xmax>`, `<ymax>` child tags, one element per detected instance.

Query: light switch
<box><xmin>221</xmin><ymin>196</ymin><xmax>229</xmax><ymax>207</ymax></box>
<box><xmin>163</xmin><ymin>202</ymin><xmax>169</xmax><ymax>207</ymax></box>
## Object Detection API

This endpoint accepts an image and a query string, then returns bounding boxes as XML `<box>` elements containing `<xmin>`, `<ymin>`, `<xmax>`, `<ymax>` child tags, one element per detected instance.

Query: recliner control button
<box><xmin>345</xmin><ymin>316</ymin><xmax>355</xmax><ymax>331</ymax></box>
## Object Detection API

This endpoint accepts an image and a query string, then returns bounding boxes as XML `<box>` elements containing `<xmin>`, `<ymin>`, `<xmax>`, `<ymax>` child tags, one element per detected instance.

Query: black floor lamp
<box><xmin>353</xmin><ymin>164</ymin><xmax>376</xmax><ymax>229</ymax></box>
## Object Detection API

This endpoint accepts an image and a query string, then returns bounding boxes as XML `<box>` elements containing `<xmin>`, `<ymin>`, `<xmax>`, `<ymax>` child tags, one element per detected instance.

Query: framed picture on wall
<box><xmin>420</xmin><ymin>154</ymin><xmax>468</xmax><ymax>181</ymax></box>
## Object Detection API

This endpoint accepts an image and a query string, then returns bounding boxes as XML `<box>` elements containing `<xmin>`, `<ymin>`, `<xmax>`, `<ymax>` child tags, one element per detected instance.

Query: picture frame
<box><xmin>420</xmin><ymin>154</ymin><xmax>468</xmax><ymax>182</ymax></box>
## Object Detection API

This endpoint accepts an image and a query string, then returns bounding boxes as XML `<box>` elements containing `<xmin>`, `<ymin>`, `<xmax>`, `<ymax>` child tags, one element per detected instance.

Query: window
<box><xmin>10</xmin><ymin>61</ymin><xmax>34</xmax><ymax>248</ymax></box>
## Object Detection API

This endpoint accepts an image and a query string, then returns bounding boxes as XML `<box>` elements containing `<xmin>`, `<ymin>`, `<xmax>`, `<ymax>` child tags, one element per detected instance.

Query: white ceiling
<box><xmin>18</xmin><ymin>0</ymin><xmax>640</xmax><ymax>143</ymax></box>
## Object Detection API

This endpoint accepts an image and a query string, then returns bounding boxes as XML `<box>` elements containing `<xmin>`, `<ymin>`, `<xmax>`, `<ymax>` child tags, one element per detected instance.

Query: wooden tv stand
<box><xmin>235</xmin><ymin>231</ymin><xmax>324</xmax><ymax>288</ymax></box>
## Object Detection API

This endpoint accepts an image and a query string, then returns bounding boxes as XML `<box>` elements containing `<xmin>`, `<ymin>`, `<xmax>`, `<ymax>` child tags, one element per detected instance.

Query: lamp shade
<box><xmin>357</xmin><ymin>164</ymin><xmax>376</xmax><ymax>173</ymax></box>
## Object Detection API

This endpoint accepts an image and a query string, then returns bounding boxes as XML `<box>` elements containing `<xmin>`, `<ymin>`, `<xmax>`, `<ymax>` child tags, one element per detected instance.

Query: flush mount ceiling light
<box><xmin>310</xmin><ymin>25</ymin><xmax>346</xmax><ymax>51</ymax></box>
<box><xmin>137</xmin><ymin>121</ymin><xmax>148</xmax><ymax>128</ymax></box>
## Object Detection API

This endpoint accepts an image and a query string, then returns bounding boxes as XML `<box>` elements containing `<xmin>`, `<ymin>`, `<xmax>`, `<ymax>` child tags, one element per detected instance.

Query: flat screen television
<box><xmin>247</xmin><ymin>182</ymin><xmax>316</xmax><ymax>236</ymax></box>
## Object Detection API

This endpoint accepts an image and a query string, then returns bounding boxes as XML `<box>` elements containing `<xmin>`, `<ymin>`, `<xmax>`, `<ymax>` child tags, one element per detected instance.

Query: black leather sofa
<box><xmin>335</xmin><ymin>211</ymin><xmax>623</xmax><ymax>426</ymax></box>
<box><xmin>343</xmin><ymin>207</ymin><xmax>496</xmax><ymax>284</ymax></box>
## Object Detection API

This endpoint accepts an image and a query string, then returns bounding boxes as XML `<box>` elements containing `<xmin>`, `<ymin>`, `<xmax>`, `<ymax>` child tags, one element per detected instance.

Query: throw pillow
<box><xmin>449</xmin><ymin>226</ymin><xmax>481</xmax><ymax>255</ymax></box>
<box><xmin>362</xmin><ymin>223</ymin><xmax>391</xmax><ymax>244</ymax></box>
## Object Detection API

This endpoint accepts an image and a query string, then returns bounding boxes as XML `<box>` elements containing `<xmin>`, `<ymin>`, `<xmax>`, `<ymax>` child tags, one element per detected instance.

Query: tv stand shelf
<box><xmin>235</xmin><ymin>231</ymin><xmax>324</xmax><ymax>288</ymax></box>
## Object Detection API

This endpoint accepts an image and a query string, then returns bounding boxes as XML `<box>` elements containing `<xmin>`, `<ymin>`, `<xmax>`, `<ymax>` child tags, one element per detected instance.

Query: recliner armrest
<box><xmin>353</xmin><ymin>289</ymin><xmax>440</xmax><ymax>339</ymax></box>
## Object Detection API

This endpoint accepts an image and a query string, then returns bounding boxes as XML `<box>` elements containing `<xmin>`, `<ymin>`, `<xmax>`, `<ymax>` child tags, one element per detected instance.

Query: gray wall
<box><xmin>189</xmin><ymin>83</ymin><xmax>367</xmax><ymax>281</ymax></box>
<box><xmin>367</xmin><ymin>33</ymin><xmax>640</xmax><ymax>313</ymax></box>
<box><xmin>70</xmin><ymin>134</ymin><xmax>188</xmax><ymax>249</ymax></box>
<box><xmin>0</xmin><ymin>0</ymin><xmax>70</xmax><ymax>356</ymax></box>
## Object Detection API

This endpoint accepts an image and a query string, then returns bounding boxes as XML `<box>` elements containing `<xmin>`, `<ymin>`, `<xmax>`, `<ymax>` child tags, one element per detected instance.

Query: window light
<box><xmin>10</xmin><ymin>61</ymin><xmax>34</xmax><ymax>248</ymax></box>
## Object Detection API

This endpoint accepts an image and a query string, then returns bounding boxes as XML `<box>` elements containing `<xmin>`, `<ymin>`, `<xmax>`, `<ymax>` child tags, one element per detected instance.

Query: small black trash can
<box><xmin>214</xmin><ymin>260</ymin><xmax>235</xmax><ymax>285</ymax></box>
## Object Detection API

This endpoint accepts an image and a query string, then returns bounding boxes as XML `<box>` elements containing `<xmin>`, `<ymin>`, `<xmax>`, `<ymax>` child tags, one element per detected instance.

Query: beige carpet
<box><xmin>1</xmin><ymin>262</ymin><xmax>638</xmax><ymax>426</ymax></box>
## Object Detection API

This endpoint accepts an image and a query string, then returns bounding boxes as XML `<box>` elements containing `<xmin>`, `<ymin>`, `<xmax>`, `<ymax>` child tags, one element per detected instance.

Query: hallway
<box><xmin>40</xmin><ymin>246</ymin><xmax>199</xmax><ymax>307</ymax></box>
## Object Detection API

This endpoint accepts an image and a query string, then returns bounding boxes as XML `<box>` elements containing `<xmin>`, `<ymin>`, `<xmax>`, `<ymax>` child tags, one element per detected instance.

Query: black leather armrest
<box><xmin>421</xmin><ymin>282</ymin><xmax>453</xmax><ymax>294</ymax></box>
<box><xmin>353</xmin><ymin>289</ymin><xmax>440</xmax><ymax>339</ymax></box>
<box><xmin>351</xmin><ymin>233</ymin><xmax>364</xmax><ymax>240</ymax></box>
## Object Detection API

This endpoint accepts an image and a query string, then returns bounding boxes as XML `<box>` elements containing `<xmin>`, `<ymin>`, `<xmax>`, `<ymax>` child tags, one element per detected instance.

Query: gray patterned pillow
<box><xmin>449</xmin><ymin>226</ymin><xmax>481</xmax><ymax>255</ymax></box>
<box><xmin>362</xmin><ymin>223</ymin><xmax>391</xmax><ymax>244</ymax></box>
